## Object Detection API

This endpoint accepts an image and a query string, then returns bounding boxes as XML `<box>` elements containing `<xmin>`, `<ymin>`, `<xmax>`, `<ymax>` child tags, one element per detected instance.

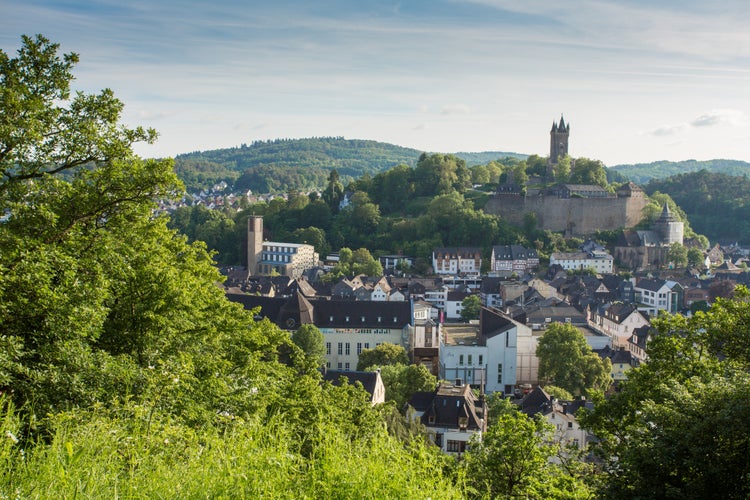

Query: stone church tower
<box><xmin>247</xmin><ymin>215</ymin><xmax>264</xmax><ymax>276</ymax></box>
<box><xmin>549</xmin><ymin>114</ymin><xmax>570</xmax><ymax>165</ymax></box>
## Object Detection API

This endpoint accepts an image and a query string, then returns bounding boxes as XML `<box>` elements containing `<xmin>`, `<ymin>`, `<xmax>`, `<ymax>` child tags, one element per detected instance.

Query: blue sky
<box><xmin>3</xmin><ymin>0</ymin><xmax>750</xmax><ymax>165</ymax></box>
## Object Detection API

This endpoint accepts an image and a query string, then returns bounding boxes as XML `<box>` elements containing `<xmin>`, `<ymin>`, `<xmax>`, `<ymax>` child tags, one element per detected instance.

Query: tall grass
<box><xmin>1</xmin><ymin>400</ymin><xmax>462</xmax><ymax>499</ymax></box>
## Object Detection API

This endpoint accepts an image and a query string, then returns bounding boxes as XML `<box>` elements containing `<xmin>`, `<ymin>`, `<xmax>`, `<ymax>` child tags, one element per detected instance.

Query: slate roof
<box><xmin>323</xmin><ymin>370</ymin><xmax>382</xmax><ymax>400</ymax></box>
<box><xmin>226</xmin><ymin>292</ymin><xmax>412</xmax><ymax>330</ymax></box>
<box><xmin>636</xmin><ymin>278</ymin><xmax>667</xmax><ymax>292</ymax></box>
<box><xmin>420</xmin><ymin>383</ymin><xmax>486</xmax><ymax>431</ymax></box>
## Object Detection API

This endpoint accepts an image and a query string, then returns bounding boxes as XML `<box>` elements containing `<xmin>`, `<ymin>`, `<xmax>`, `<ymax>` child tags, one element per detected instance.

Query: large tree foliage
<box><xmin>371</xmin><ymin>363</ymin><xmax>436</xmax><ymax>409</ymax></box>
<box><xmin>461</xmin><ymin>409</ymin><xmax>592</xmax><ymax>499</ymax></box>
<box><xmin>0</xmin><ymin>35</ymin><xmax>296</xmax><ymax>425</ymax></box>
<box><xmin>536</xmin><ymin>323</ymin><xmax>611</xmax><ymax>396</ymax></box>
<box><xmin>356</xmin><ymin>343</ymin><xmax>409</xmax><ymax>371</ymax></box>
<box><xmin>580</xmin><ymin>286</ymin><xmax>750</xmax><ymax>499</ymax></box>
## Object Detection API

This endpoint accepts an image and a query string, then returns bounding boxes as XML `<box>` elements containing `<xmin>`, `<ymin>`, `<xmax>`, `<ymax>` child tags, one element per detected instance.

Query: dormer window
<box><xmin>377</xmin><ymin>316</ymin><xmax>382</xmax><ymax>323</ymax></box>
<box><xmin>458</xmin><ymin>416</ymin><xmax>468</xmax><ymax>430</ymax></box>
<box><xmin>361</xmin><ymin>316</ymin><xmax>365</xmax><ymax>323</ymax></box>
<box><xmin>345</xmin><ymin>316</ymin><xmax>350</xmax><ymax>323</ymax></box>
<box><xmin>329</xmin><ymin>316</ymin><xmax>334</xmax><ymax>322</ymax></box>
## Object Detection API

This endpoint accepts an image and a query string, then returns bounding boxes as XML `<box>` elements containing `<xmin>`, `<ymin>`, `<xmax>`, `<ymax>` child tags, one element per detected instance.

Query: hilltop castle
<box><xmin>484</xmin><ymin>116</ymin><xmax>649</xmax><ymax>236</ymax></box>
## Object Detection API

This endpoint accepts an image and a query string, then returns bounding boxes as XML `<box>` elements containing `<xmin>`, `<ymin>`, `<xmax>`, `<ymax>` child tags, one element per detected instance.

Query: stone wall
<box><xmin>485</xmin><ymin>193</ymin><xmax>647</xmax><ymax>236</ymax></box>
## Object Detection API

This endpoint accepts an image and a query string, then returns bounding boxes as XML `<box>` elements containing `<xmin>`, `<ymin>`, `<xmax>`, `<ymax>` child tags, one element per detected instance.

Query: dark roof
<box><xmin>492</xmin><ymin>244</ymin><xmax>538</xmax><ymax>261</ymax></box>
<box><xmin>407</xmin><ymin>391</ymin><xmax>436</xmax><ymax>412</ymax></box>
<box><xmin>323</xmin><ymin>370</ymin><xmax>381</xmax><ymax>399</ymax></box>
<box><xmin>226</xmin><ymin>293</ymin><xmax>412</xmax><ymax>330</ymax></box>
<box><xmin>636</xmin><ymin>278</ymin><xmax>667</xmax><ymax>292</ymax></box>
<box><xmin>420</xmin><ymin>383</ymin><xmax>486</xmax><ymax>431</ymax></box>
<box><xmin>480</xmin><ymin>276</ymin><xmax>504</xmax><ymax>294</ymax></box>
<box><xmin>518</xmin><ymin>386</ymin><xmax>553</xmax><ymax>416</ymax></box>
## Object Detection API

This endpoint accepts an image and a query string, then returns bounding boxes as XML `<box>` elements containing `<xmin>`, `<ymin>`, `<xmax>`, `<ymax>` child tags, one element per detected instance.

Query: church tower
<box><xmin>549</xmin><ymin>114</ymin><xmax>570</xmax><ymax>165</ymax></box>
<box><xmin>247</xmin><ymin>215</ymin><xmax>264</xmax><ymax>277</ymax></box>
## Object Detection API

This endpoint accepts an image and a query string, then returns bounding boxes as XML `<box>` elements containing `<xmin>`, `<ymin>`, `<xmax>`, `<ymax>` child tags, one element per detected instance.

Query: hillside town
<box><xmin>212</xmin><ymin>119</ymin><xmax>750</xmax><ymax>458</ymax></box>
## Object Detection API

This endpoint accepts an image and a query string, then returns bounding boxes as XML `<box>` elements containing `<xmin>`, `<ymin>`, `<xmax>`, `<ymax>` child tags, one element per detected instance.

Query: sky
<box><xmin>3</xmin><ymin>0</ymin><xmax>750</xmax><ymax>165</ymax></box>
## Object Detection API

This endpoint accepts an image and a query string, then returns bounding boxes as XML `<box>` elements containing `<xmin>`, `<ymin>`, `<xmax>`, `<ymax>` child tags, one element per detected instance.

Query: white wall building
<box><xmin>550</xmin><ymin>251</ymin><xmax>614</xmax><ymax>274</ymax></box>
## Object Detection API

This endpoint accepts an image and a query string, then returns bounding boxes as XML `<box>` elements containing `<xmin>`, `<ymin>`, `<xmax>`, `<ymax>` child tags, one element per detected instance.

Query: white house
<box><xmin>550</xmin><ymin>251</ymin><xmax>614</xmax><ymax>274</ymax></box>
<box><xmin>440</xmin><ymin>307</ymin><xmax>526</xmax><ymax>395</ymax></box>
<box><xmin>634</xmin><ymin>278</ymin><xmax>684</xmax><ymax>315</ymax></box>
<box><xmin>432</xmin><ymin>247</ymin><xmax>482</xmax><ymax>276</ymax></box>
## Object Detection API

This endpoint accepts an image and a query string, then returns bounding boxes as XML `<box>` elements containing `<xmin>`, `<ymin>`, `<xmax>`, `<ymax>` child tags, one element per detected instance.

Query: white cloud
<box><xmin>691</xmin><ymin>109</ymin><xmax>744</xmax><ymax>127</ymax></box>
<box><xmin>441</xmin><ymin>104</ymin><xmax>471</xmax><ymax>115</ymax></box>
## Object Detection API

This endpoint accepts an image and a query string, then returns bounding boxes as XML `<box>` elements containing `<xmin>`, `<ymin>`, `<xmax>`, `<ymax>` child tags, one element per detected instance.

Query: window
<box><xmin>497</xmin><ymin>363</ymin><xmax>503</xmax><ymax>384</ymax></box>
<box><xmin>393</xmin><ymin>316</ymin><xmax>397</xmax><ymax>322</ymax></box>
<box><xmin>337</xmin><ymin>342</ymin><xmax>343</xmax><ymax>355</ymax></box>
<box><xmin>364</xmin><ymin>342</ymin><xmax>370</xmax><ymax>350</ymax></box>
<box><xmin>326</xmin><ymin>342</ymin><xmax>331</xmax><ymax>355</ymax></box>
<box><xmin>329</xmin><ymin>315</ymin><xmax>334</xmax><ymax>322</ymax></box>
<box><xmin>459</xmin><ymin>355</ymin><xmax>464</xmax><ymax>366</ymax></box>
<box><xmin>468</xmin><ymin>354</ymin><xmax>473</xmax><ymax>365</ymax></box>
<box><xmin>568</xmin><ymin>422</ymin><xmax>573</xmax><ymax>429</ymax></box>
<box><xmin>357</xmin><ymin>342</ymin><xmax>362</xmax><ymax>354</ymax></box>
<box><xmin>345</xmin><ymin>343</ymin><xmax>350</xmax><ymax>356</ymax></box>
<box><xmin>345</xmin><ymin>362</ymin><xmax>350</xmax><ymax>371</ymax></box>
<box><xmin>345</xmin><ymin>316</ymin><xmax>350</xmax><ymax>323</ymax></box>
<box><xmin>361</xmin><ymin>316</ymin><xmax>365</xmax><ymax>323</ymax></box>
<box><xmin>326</xmin><ymin>361</ymin><xmax>330</xmax><ymax>368</ymax></box>
<box><xmin>337</xmin><ymin>362</ymin><xmax>342</xmax><ymax>370</ymax></box>
<box><xmin>447</xmin><ymin>440</ymin><xmax>466</xmax><ymax>453</ymax></box>
<box><xmin>377</xmin><ymin>316</ymin><xmax>382</xmax><ymax>323</ymax></box>
<box><xmin>478</xmin><ymin>354</ymin><xmax>483</xmax><ymax>366</ymax></box>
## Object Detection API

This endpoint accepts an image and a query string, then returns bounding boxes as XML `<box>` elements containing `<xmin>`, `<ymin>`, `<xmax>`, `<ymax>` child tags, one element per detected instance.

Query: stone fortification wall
<box><xmin>485</xmin><ymin>194</ymin><xmax>647</xmax><ymax>236</ymax></box>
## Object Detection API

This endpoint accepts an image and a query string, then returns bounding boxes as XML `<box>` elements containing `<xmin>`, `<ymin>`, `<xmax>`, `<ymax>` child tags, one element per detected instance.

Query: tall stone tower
<box><xmin>247</xmin><ymin>215</ymin><xmax>264</xmax><ymax>276</ymax></box>
<box><xmin>549</xmin><ymin>114</ymin><xmax>570</xmax><ymax>165</ymax></box>
<box><xmin>654</xmin><ymin>204</ymin><xmax>684</xmax><ymax>245</ymax></box>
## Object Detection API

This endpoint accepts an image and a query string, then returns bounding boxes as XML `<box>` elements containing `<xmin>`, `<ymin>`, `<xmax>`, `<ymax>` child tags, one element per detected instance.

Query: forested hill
<box><xmin>645</xmin><ymin>170</ymin><xmax>750</xmax><ymax>244</ymax></box>
<box><xmin>609</xmin><ymin>159</ymin><xmax>750</xmax><ymax>184</ymax></box>
<box><xmin>173</xmin><ymin>137</ymin><xmax>524</xmax><ymax>192</ymax></box>
<box><xmin>175</xmin><ymin>137</ymin><xmax>423</xmax><ymax>192</ymax></box>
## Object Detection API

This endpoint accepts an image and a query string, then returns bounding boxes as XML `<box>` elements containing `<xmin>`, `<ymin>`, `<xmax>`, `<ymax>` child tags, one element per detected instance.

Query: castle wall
<box><xmin>485</xmin><ymin>194</ymin><xmax>647</xmax><ymax>236</ymax></box>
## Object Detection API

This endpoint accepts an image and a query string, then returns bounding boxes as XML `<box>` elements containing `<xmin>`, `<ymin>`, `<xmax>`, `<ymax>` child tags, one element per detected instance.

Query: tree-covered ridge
<box><xmin>173</xmin><ymin>138</ymin><xmax>527</xmax><ymax>192</ymax></box>
<box><xmin>645</xmin><ymin>169</ymin><xmax>750</xmax><ymax>243</ymax></box>
<box><xmin>609</xmin><ymin>159</ymin><xmax>750</xmax><ymax>184</ymax></box>
<box><xmin>174</xmin><ymin>137</ymin><xmax>424</xmax><ymax>192</ymax></box>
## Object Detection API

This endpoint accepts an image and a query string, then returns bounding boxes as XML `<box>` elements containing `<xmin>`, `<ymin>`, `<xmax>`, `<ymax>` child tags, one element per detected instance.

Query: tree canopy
<box><xmin>580</xmin><ymin>286</ymin><xmax>750</xmax><ymax>499</ymax></box>
<box><xmin>356</xmin><ymin>343</ymin><xmax>409</xmax><ymax>371</ymax></box>
<box><xmin>536</xmin><ymin>323</ymin><xmax>612</xmax><ymax>396</ymax></box>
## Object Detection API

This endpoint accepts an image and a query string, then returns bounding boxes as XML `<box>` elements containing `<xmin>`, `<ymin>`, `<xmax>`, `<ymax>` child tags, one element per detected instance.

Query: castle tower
<box><xmin>549</xmin><ymin>114</ymin><xmax>570</xmax><ymax>165</ymax></box>
<box><xmin>247</xmin><ymin>215</ymin><xmax>264</xmax><ymax>276</ymax></box>
<box><xmin>654</xmin><ymin>203</ymin><xmax>684</xmax><ymax>245</ymax></box>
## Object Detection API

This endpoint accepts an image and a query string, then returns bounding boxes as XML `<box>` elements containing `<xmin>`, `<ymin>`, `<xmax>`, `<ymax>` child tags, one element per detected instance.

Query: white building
<box><xmin>550</xmin><ymin>251</ymin><xmax>614</xmax><ymax>274</ymax></box>
<box><xmin>247</xmin><ymin>216</ymin><xmax>319</xmax><ymax>279</ymax></box>
<box><xmin>440</xmin><ymin>307</ymin><xmax>528</xmax><ymax>395</ymax></box>
<box><xmin>432</xmin><ymin>247</ymin><xmax>482</xmax><ymax>275</ymax></box>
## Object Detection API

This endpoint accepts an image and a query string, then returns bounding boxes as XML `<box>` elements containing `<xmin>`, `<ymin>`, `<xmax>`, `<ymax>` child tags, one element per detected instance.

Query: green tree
<box><xmin>553</xmin><ymin>154</ymin><xmax>571</xmax><ymax>182</ymax></box>
<box><xmin>414</xmin><ymin>153</ymin><xmax>471</xmax><ymax>197</ymax></box>
<box><xmin>536</xmin><ymin>323</ymin><xmax>612</xmax><ymax>396</ymax></box>
<box><xmin>462</xmin><ymin>410</ymin><xmax>591</xmax><ymax>499</ymax></box>
<box><xmin>667</xmin><ymin>242</ymin><xmax>688</xmax><ymax>268</ymax></box>
<box><xmin>580</xmin><ymin>288</ymin><xmax>750</xmax><ymax>499</ymax></box>
<box><xmin>357</xmin><ymin>343</ymin><xmax>409</xmax><ymax>371</ymax></box>
<box><xmin>322</xmin><ymin>168</ymin><xmax>344</xmax><ymax>213</ymax></box>
<box><xmin>460</xmin><ymin>295</ymin><xmax>481</xmax><ymax>321</ymax></box>
<box><xmin>0</xmin><ymin>35</ymin><xmax>296</xmax><ymax>425</ymax></box>
<box><xmin>292</xmin><ymin>324</ymin><xmax>326</xmax><ymax>369</ymax></box>
<box><xmin>373</xmin><ymin>364</ymin><xmax>436</xmax><ymax>409</ymax></box>
<box><xmin>543</xmin><ymin>385</ymin><xmax>574</xmax><ymax>401</ymax></box>
<box><xmin>687</xmin><ymin>247</ymin><xmax>705</xmax><ymax>267</ymax></box>
<box><xmin>569</xmin><ymin>158</ymin><xmax>607</xmax><ymax>187</ymax></box>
